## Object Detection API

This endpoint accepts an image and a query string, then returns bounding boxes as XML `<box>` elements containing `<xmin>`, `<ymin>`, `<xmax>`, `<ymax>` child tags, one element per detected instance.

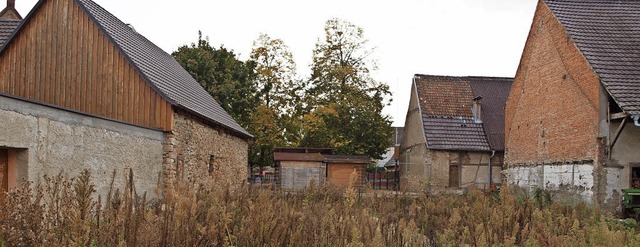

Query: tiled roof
<box><xmin>414</xmin><ymin>74</ymin><xmax>512</xmax><ymax>151</ymax></box>
<box><xmin>545</xmin><ymin>0</ymin><xmax>640</xmax><ymax>115</ymax></box>
<box><xmin>73</xmin><ymin>0</ymin><xmax>251</xmax><ymax>138</ymax></box>
<box><xmin>0</xmin><ymin>19</ymin><xmax>19</xmax><ymax>47</ymax></box>
<box><xmin>470</xmin><ymin>77</ymin><xmax>512</xmax><ymax>151</ymax></box>
<box><xmin>416</xmin><ymin>75</ymin><xmax>474</xmax><ymax>117</ymax></box>
<box><xmin>423</xmin><ymin>116</ymin><xmax>490</xmax><ymax>151</ymax></box>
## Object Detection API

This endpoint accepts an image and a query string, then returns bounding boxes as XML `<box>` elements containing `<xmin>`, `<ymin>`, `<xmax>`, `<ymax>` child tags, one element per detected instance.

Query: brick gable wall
<box><xmin>505</xmin><ymin>1</ymin><xmax>601</xmax><ymax>165</ymax></box>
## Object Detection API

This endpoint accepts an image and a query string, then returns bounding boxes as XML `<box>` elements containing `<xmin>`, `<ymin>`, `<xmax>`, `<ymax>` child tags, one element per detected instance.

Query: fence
<box><xmin>366</xmin><ymin>169</ymin><xmax>400</xmax><ymax>190</ymax></box>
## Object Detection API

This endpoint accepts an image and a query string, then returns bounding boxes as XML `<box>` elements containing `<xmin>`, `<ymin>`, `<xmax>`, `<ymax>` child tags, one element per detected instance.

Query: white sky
<box><xmin>13</xmin><ymin>0</ymin><xmax>538</xmax><ymax>126</ymax></box>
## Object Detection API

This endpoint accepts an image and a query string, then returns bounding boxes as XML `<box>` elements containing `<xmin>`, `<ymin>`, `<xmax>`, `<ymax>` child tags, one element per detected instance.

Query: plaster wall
<box><xmin>610</xmin><ymin>121</ymin><xmax>640</xmax><ymax>189</ymax></box>
<box><xmin>0</xmin><ymin>95</ymin><xmax>164</xmax><ymax>198</ymax></box>
<box><xmin>505</xmin><ymin>163</ymin><xmax>621</xmax><ymax>209</ymax></box>
<box><xmin>400</xmin><ymin>81</ymin><xmax>429</xmax><ymax>191</ymax></box>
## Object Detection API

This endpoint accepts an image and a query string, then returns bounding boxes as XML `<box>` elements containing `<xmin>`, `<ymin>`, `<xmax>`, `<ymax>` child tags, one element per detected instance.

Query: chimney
<box><xmin>1</xmin><ymin>0</ymin><xmax>22</xmax><ymax>20</ymax></box>
<box><xmin>472</xmin><ymin>96</ymin><xmax>483</xmax><ymax>123</ymax></box>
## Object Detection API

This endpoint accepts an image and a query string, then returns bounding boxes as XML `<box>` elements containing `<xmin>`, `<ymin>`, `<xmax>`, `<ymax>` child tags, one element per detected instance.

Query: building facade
<box><xmin>505</xmin><ymin>0</ymin><xmax>640</xmax><ymax>211</ymax></box>
<box><xmin>0</xmin><ymin>0</ymin><xmax>252</xmax><ymax>197</ymax></box>
<box><xmin>400</xmin><ymin>75</ymin><xmax>512</xmax><ymax>192</ymax></box>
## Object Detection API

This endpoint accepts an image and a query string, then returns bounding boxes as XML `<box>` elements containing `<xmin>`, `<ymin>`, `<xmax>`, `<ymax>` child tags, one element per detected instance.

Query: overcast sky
<box><xmin>12</xmin><ymin>0</ymin><xmax>538</xmax><ymax>126</ymax></box>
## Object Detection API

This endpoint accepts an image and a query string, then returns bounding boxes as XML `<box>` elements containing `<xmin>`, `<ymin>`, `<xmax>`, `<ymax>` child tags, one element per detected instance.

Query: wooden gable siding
<box><xmin>0</xmin><ymin>0</ymin><xmax>173</xmax><ymax>131</ymax></box>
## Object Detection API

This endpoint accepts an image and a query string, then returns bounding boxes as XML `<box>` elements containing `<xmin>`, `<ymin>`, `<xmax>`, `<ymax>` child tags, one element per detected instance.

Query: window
<box><xmin>405</xmin><ymin>148</ymin><xmax>412</xmax><ymax>172</ymax></box>
<box><xmin>208</xmin><ymin>155</ymin><xmax>215</xmax><ymax>177</ymax></box>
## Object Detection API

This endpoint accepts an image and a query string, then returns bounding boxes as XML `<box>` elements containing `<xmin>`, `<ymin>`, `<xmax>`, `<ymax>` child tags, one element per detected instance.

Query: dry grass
<box><xmin>0</xmin><ymin>170</ymin><xmax>638</xmax><ymax>246</ymax></box>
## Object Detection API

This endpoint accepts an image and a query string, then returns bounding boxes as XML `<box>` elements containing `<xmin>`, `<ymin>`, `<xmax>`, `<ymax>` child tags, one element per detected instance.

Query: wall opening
<box><xmin>449</xmin><ymin>164</ymin><xmax>460</xmax><ymax>188</ymax></box>
<box><xmin>0</xmin><ymin>147</ymin><xmax>27</xmax><ymax>203</ymax></box>
<box><xmin>631</xmin><ymin>165</ymin><xmax>640</xmax><ymax>188</ymax></box>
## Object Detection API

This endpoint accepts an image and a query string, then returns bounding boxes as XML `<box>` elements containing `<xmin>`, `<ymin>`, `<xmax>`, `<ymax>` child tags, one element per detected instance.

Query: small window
<box><xmin>405</xmin><ymin>148</ymin><xmax>412</xmax><ymax>171</ymax></box>
<box><xmin>208</xmin><ymin>155</ymin><xmax>215</xmax><ymax>176</ymax></box>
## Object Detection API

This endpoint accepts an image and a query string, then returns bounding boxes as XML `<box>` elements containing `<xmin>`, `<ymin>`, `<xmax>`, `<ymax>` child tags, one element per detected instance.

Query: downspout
<box><xmin>489</xmin><ymin>150</ymin><xmax>495</xmax><ymax>189</ymax></box>
<box><xmin>633</xmin><ymin>115</ymin><xmax>640</xmax><ymax>127</ymax></box>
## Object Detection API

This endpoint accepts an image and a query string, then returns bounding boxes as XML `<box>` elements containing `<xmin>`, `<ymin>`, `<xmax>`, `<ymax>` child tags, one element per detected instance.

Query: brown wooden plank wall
<box><xmin>0</xmin><ymin>0</ymin><xmax>173</xmax><ymax>131</ymax></box>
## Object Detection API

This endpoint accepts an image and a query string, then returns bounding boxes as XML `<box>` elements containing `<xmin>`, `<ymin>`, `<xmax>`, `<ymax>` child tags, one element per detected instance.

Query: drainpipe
<box><xmin>489</xmin><ymin>150</ymin><xmax>496</xmax><ymax>189</ymax></box>
<box><xmin>633</xmin><ymin>115</ymin><xmax>640</xmax><ymax>127</ymax></box>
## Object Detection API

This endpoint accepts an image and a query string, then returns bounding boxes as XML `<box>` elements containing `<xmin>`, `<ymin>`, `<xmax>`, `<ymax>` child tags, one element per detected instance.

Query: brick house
<box><xmin>400</xmin><ymin>74</ymin><xmax>512</xmax><ymax>192</ymax></box>
<box><xmin>0</xmin><ymin>0</ymin><xmax>252</xmax><ymax>198</ymax></box>
<box><xmin>505</xmin><ymin>0</ymin><xmax>640</xmax><ymax>210</ymax></box>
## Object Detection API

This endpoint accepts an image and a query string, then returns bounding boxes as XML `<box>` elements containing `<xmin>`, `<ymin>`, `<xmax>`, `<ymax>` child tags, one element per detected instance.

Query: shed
<box><xmin>273</xmin><ymin>152</ymin><xmax>326</xmax><ymax>191</ymax></box>
<box><xmin>325</xmin><ymin>155</ymin><xmax>370</xmax><ymax>188</ymax></box>
<box><xmin>273</xmin><ymin>147</ymin><xmax>371</xmax><ymax>191</ymax></box>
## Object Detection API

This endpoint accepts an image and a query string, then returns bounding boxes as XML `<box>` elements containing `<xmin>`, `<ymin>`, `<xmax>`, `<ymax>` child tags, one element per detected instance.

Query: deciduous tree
<box><xmin>302</xmin><ymin>18</ymin><xmax>392</xmax><ymax>159</ymax></box>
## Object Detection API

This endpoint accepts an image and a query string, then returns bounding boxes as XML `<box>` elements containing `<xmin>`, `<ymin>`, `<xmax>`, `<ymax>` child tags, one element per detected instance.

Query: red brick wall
<box><xmin>505</xmin><ymin>1</ymin><xmax>601</xmax><ymax>165</ymax></box>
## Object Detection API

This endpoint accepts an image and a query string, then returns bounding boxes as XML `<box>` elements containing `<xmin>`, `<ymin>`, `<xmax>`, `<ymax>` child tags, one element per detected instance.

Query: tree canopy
<box><xmin>301</xmin><ymin>18</ymin><xmax>392</xmax><ymax>159</ymax></box>
<box><xmin>172</xmin><ymin>20</ymin><xmax>393</xmax><ymax>166</ymax></box>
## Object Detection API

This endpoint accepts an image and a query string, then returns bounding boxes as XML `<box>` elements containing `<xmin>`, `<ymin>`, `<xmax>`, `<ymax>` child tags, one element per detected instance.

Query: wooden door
<box><xmin>0</xmin><ymin>149</ymin><xmax>7</xmax><ymax>204</ymax></box>
<box><xmin>449</xmin><ymin>164</ymin><xmax>460</xmax><ymax>188</ymax></box>
<box><xmin>327</xmin><ymin>163</ymin><xmax>363</xmax><ymax>187</ymax></box>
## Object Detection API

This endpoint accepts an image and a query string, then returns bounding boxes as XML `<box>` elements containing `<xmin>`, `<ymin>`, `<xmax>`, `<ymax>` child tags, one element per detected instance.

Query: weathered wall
<box><xmin>428</xmin><ymin>150</ymin><xmax>502</xmax><ymax>190</ymax></box>
<box><xmin>165</xmin><ymin>110</ymin><xmax>249</xmax><ymax>187</ymax></box>
<box><xmin>505</xmin><ymin>162</ymin><xmax>621</xmax><ymax>210</ymax></box>
<box><xmin>0</xmin><ymin>95</ymin><xmax>164</xmax><ymax>198</ymax></box>
<box><xmin>502</xmin><ymin>1</ymin><xmax>626</xmax><ymax>210</ymax></box>
<box><xmin>610</xmin><ymin>121</ymin><xmax>640</xmax><ymax>190</ymax></box>
<box><xmin>400</xmin><ymin>81</ymin><xmax>429</xmax><ymax>191</ymax></box>
<box><xmin>279</xmin><ymin>161</ymin><xmax>324</xmax><ymax>191</ymax></box>
<box><xmin>505</xmin><ymin>1</ymin><xmax>601</xmax><ymax>165</ymax></box>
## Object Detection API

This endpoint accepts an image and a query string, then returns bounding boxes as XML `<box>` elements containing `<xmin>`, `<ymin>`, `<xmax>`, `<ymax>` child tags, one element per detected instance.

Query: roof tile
<box><xmin>545</xmin><ymin>0</ymin><xmax>640</xmax><ymax>115</ymax></box>
<box><xmin>414</xmin><ymin>75</ymin><xmax>512</xmax><ymax>151</ymax></box>
<box><xmin>75</xmin><ymin>0</ymin><xmax>252</xmax><ymax>138</ymax></box>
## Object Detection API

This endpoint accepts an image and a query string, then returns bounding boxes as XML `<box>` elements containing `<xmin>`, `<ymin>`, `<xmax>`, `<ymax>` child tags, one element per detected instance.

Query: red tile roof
<box><xmin>414</xmin><ymin>74</ymin><xmax>512</xmax><ymax>151</ymax></box>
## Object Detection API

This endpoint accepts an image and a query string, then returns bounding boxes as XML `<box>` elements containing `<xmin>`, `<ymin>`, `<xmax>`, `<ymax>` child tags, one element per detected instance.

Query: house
<box><xmin>273</xmin><ymin>147</ymin><xmax>370</xmax><ymax>191</ymax></box>
<box><xmin>400</xmin><ymin>74</ymin><xmax>512</xmax><ymax>192</ymax></box>
<box><xmin>376</xmin><ymin>127</ymin><xmax>403</xmax><ymax>168</ymax></box>
<box><xmin>505</xmin><ymin>0</ymin><xmax>640</xmax><ymax>210</ymax></box>
<box><xmin>0</xmin><ymin>0</ymin><xmax>253</xmax><ymax>198</ymax></box>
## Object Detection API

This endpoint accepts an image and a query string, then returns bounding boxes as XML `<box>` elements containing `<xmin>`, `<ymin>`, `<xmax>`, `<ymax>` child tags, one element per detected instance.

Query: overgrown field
<box><xmin>0</xmin><ymin>170</ymin><xmax>638</xmax><ymax>246</ymax></box>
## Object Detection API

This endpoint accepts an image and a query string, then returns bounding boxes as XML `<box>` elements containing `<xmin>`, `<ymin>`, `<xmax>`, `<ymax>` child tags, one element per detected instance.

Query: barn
<box><xmin>0</xmin><ymin>0</ymin><xmax>252</xmax><ymax>197</ymax></box>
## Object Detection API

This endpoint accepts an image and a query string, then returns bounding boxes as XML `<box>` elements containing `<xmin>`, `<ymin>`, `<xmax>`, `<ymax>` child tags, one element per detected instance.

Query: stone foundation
<box><xmin>505</xmin><ymin>161</ymin><xmax>622</xmax><ymax>211</ymax></box>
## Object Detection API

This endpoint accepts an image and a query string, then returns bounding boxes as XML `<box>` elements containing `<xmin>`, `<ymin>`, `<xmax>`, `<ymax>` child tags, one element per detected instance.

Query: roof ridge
<box><xmin>75</xmin><ymin>0</ymin><xmax>253</xmax><ymax>138</ymax></box>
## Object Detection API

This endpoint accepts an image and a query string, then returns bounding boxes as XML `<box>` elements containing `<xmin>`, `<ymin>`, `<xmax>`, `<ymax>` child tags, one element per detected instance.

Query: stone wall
<box><xmin>505</xmin><ymin>1</ymin><xmax>601</xmax><ymax>165</ymax></box>
<box><xmin>0</xmin><ymin>95</ymin><xmax>164</xmax><ymax>198</ymax></box>
<box><xmin>165</xmin><ymin>110</ymin><xmax>249</xmax><ymax>187</ymax></box>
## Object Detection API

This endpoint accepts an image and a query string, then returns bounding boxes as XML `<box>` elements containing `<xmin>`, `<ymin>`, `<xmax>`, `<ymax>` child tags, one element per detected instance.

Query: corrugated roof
<box><xmin>414</xmin><ymin>74</ymin><xmax>512</xmax><ymax>151</ymax></box>
<box><xmin>324</xmin><ymin>155</ymin><xmax>371</xmax><ymax>164</ymax></box>
<box><xmin>470</xmin><ymin>77</ymin><xmax>512</xmax><ymax>151</ymax></box>
<box><xmin>0</xmin><ymin>19</ymin><xmax>19</xmax><ymax>47</ymax></box>
<box><xmin>545</xmin><ymin>0</ymin><xmax>640</xmax><ymax>115</ymax></box>
<box><xmin>273</xmin><ymin>152</ymin><xmax>325</xmax><ymax>162</ymax></box>
<box><xmin>69</xmin><ymin>0</ymin><xmax>250</xmax><ymax>138</ymax></box>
